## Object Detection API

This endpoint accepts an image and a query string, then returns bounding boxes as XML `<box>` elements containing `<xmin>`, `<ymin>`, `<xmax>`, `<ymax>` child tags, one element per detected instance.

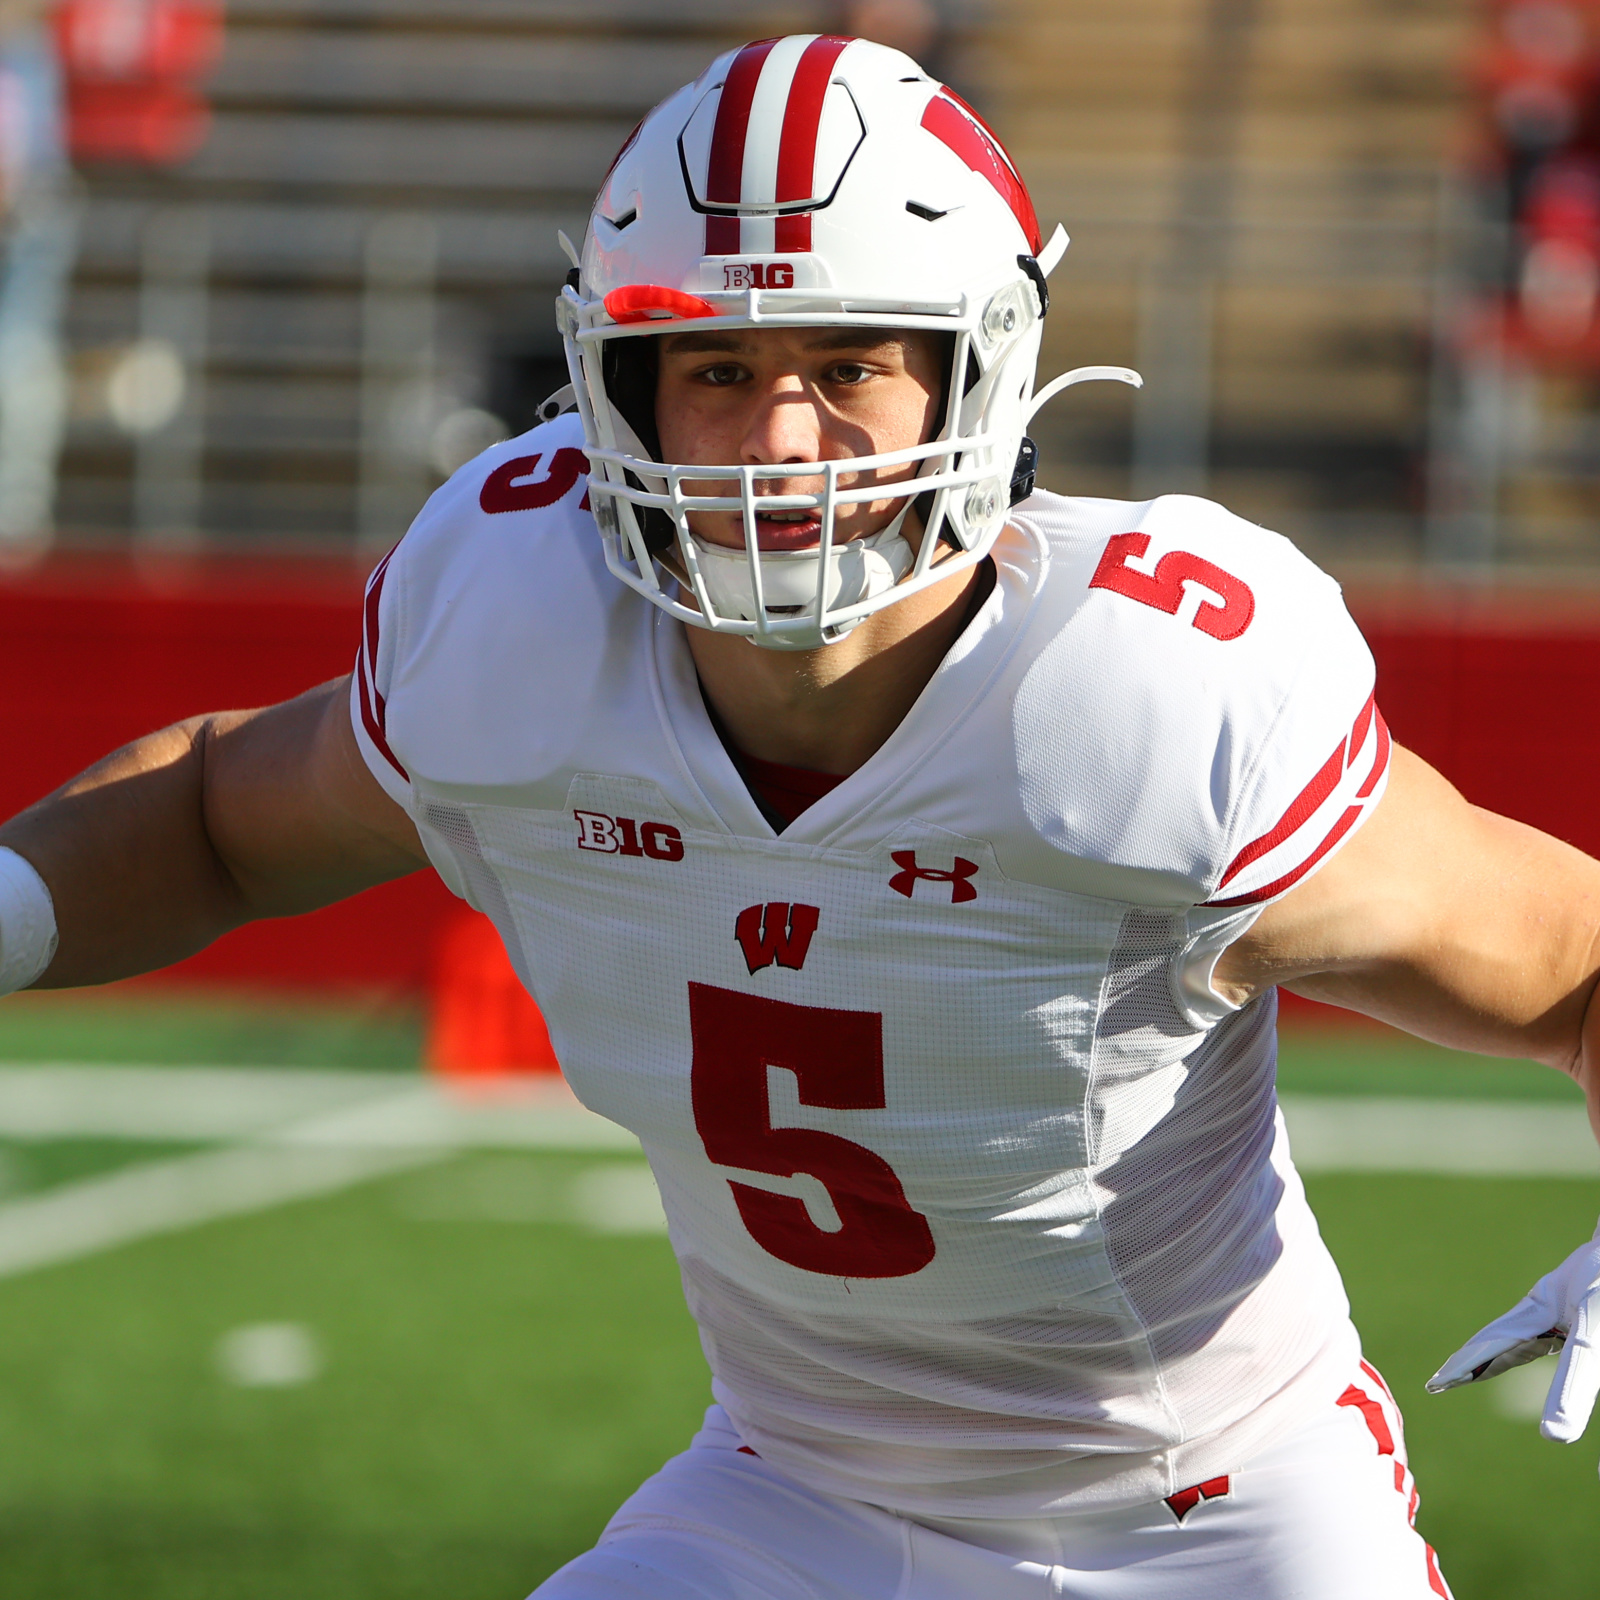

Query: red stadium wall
<box><xmin>1349</xmin><ymin>585</ymin><xmax>1600</xmax><ymax>858</ymax></box>
<box><xmin>2</xmin><ymin>554</ymin><xmax>1598</xmax><ymax>1001</ymax></box>
<box><xmin>0</xmin><ymin>551</ymin><xmax>458</xmax><ymax>997</ymax></box>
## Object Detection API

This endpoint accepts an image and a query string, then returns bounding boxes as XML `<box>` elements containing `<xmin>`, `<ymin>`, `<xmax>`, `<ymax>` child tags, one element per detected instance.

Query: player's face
<box><xmin>653</xmin><ymin>327</ymin><xmax>945</xmax><ymax>553</ymax></box>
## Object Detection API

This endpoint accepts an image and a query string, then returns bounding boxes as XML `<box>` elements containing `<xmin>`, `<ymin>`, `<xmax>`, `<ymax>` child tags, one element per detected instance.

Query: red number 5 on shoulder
<box><xmin>1089</xmin><ymin>532</ymin><xmax>1255</xmax><ymax>641</ymax></box>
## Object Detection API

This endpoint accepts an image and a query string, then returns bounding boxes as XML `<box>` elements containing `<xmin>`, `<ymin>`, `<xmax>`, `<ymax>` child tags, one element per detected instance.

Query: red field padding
<box><xmin>2</xmin><ymin>555</ymin><xmax>1598</xmax><ymax>1029</ymax></box>
<box><xmin>1352</xmin><ymin>584</ymin><xmax>1600</xmax><ymax>859</ymax></box>
<box><xmin>0</xmin><ymin>551</ymin><xmax>458</xmax><ymax>997</ymax></box>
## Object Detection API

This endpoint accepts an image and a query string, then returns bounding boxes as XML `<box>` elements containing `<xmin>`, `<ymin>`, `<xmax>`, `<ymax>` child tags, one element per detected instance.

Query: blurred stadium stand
<box><xmin>54</xmin><ymin>0</ymin><xmax>991</xmax><ymax>552</ymax></box>
<box><xmin>44</xmin><ymin>0</ymin><xmax>1600</xmax><ymax>571</ymax></box>
<box><xmin>996</xmin><ymin>0</ymin><xmax>1479</xmax><ymax>569</ymax></box>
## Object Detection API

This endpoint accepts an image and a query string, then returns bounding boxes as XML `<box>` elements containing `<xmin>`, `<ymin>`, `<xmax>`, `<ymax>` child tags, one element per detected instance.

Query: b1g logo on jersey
<box><xmin>723</xmin><ymin>261</ymin><xmax>795</xmax><ymax>290</ymax></box>
<box><xmin>574</xmin><ymin>810</ymin><xmax>685</xmax><ymax>861</ymax></box>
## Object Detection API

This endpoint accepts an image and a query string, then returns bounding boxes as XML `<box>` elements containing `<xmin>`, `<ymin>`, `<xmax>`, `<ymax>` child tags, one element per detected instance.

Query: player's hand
<box><xmin>1426</xmin><ymin>1219</ymin><xmax>1600</xmax><ymax>1451</ymax></box>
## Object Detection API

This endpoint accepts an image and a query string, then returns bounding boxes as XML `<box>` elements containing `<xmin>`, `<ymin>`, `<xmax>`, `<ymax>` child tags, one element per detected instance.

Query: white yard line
<box><xmin>1280</xmin><ymin>1096</ymin><xmax>1600</xmax><ymax>1178</ymax></box>
<box><xmin>0</xmin><ymin>1065</ymin><xmax>641</xmax><ymax>1281</ymax></box>
<box><xmin>0</xmin><ymin>1064</ymin><xmax>418</xmax><ymax>1140</ymax></box>
<box><xmin>0</xmin><ymin>1063</ymin><xmax>633</xmax><ymax>1145</ymax></box>
<box><xmin>0</xmin><ymin>1143</ymin><xmax>440</xmax><ymax>1280</ymax></box>
<box><xmin>0</xmin><ymin>1069</ymin><xmax>1592</xmax><ymax>1285</ymax></box>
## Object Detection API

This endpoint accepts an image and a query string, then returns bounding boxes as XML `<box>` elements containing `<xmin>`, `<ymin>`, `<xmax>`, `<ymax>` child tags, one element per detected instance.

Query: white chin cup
<box><xmin>690</xmin><ymin>523</ymin><xmax>916</xmax><ymax>636</ymax></box>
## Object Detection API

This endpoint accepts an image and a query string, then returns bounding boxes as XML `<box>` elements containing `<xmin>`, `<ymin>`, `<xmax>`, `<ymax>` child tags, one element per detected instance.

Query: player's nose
<box><xmin>740</xmin><ymin>382</ymin><xmax>825</xmax><ymax>473</ymax></box>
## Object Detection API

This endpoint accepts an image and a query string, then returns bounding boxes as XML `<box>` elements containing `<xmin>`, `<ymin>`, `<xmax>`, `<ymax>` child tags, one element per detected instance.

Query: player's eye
<box><xmin>826</xmin><ymin>362</ymin><xmax>871</xmax><ymax>385</ymax></box>
<box><xmin>696</xmin><ymin>362</ymin><xmax>747</xmax><ymax>386</ymax></box>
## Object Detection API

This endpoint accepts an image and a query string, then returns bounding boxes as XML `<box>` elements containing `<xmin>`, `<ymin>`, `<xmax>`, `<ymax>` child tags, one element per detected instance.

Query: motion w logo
<box><xmin>888</xmin><ymin>852</ymin><xmax>979</xmax><ymax>904</ymax></box>
<box><xmin>735</xmin><ymin>903</ymin><xmax>820</xmax><ymax>975</ymax></box>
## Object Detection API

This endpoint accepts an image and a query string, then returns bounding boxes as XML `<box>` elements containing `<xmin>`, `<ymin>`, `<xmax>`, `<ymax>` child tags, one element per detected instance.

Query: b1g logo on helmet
<box><xmin>724</xmin><ymin>262</ymin><xmax>795</xmax><ymax>290</ymax></box>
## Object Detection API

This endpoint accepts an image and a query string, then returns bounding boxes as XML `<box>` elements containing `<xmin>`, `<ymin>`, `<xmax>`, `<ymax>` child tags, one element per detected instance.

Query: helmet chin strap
<box><xmin>687</xmin><ymin>499</ymin><xmax>918</xmax><ymax>641</ymax></box>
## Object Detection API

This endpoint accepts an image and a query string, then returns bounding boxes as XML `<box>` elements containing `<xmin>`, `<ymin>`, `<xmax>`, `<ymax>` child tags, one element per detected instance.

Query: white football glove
<box><xmin>1426</xmin><ymin>1218</ymin><xmax>1600</xmax><ymax>1454</ymax></box>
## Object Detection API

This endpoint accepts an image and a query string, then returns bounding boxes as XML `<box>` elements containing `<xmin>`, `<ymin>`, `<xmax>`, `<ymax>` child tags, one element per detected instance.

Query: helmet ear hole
<box><xmin>1017</xmin><ymin>256</ymin><xmax>1050</xmax><ymax>319</ymax></box>
<box><xmin>1009</xmin><ymin>436</ymin><xmax>1038</xmax><ymax>506</ymax></box>
<box><xmin>602</xmin><ymin>338</ymin><xmax>663</xmax><ymax>460</ymax></box>
<box><xmin>630</xmin><ymin>490</ymin><xmax>676</xmax><ymax>556</ymax></box>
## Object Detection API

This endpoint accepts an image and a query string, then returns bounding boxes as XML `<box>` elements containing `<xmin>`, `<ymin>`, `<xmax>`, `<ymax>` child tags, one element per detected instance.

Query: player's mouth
<box><xmin>751</xmin><ymin>509</ymin><xmax>825</xmax><ymax>551</ymax></box>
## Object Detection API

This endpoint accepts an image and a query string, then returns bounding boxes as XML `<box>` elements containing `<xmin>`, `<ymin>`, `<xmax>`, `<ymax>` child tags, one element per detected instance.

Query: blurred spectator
<box><xmin>54</xmin><ymin>0</ymin><xmax>221</xmax><ymax>166</ymax></box>
<box><xmin>1519</xmin><ymin>155</ymin><xmax>1600</xmax><ymax>341</ymax></box>
<box><xmin>0</xmin><ymin>0</ymin><xmax>73</xmax><ymax>559</ymax></box>
<box><xmin>838</xmin><ymin>0</ymin><xmax>956</xmax><ymax>86</ymax></box>
<box><xmin>844</xmin><ymin>0</ymin><xmax>940</xmax><ymax>59</ymax></box>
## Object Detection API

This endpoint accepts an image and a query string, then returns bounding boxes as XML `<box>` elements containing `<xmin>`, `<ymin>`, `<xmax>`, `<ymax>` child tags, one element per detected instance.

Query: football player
<box><xmin>3</xmin><ymin>34</ymin><xmax>1599</xmax><ymax>1599</ymax></box>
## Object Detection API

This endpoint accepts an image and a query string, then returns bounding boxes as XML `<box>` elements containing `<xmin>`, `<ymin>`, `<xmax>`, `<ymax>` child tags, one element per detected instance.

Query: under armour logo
<box><xmin>888</xmin><ymin>851</ymin><xmax>978</xmax><ymax>904</ymax></box>
<box><xmin>1165</xmin><ymin>1475</ymin><xmax>1231</xmax><ymax>1523</ymax></box>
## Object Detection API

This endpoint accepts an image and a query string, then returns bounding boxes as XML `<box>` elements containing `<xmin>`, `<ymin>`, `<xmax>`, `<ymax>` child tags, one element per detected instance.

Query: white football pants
<box><xmin>533</xmin><ymin>1361</ymin><xmax>1451</xmax><ymax>1600</ymax></box>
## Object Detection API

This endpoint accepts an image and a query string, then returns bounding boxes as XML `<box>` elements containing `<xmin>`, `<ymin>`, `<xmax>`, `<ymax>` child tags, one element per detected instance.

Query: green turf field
<box><xmin>0</xmin><ymin>988</ymin><xmax>1595</xmax><ymax>1598</ymax></box>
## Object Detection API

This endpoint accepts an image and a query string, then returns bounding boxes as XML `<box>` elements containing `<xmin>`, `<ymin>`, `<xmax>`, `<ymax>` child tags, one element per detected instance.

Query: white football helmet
<box><xmin>558</xmin><ymin>33</ymin><xmax>1137</xmax><ymax>649</ymax></box>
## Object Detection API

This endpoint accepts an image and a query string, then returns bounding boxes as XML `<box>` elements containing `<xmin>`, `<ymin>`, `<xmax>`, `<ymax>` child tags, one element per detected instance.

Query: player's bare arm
<box><xmin>0</xmin><ymin>675</ymin><xmax>425</xmax><ymax>989</ymax></box>
<box><xmin>1215</xmin><ymin>746</ymin><xmax>1600</xmax><ymax>1445</ymax></box>
<box><xmin>1213</xmin><ymin>743</ymin><xmax>1600</xmax><ymax>1100</ymax></box>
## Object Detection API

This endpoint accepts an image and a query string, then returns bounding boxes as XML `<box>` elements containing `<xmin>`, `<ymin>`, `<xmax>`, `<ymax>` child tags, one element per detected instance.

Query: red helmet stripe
<box><xmin>703</xmin><ymin>37</ymin><xmax>779</xmax><ymax>253</ymax></box>
<box><xmin>705</xmin><ymin>213</ymin><xmax>741</xmax><ymax>254</ymax></box>
<box><xmin>921</xmin><ymin>90</ymin><xmax>1042</xmax><ymax>254</ymax></box>
<box><xmin>772</xmin><ymin>33</ymin><xmax>852</xmax><ymax>252</ymax></box>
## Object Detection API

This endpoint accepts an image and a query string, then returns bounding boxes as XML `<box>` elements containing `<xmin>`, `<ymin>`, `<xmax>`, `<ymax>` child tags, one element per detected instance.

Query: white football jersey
<box><xmin>352</xmin><ymin>414</ymin><xmax>1391</xmax><ymax>1518</ymax></box>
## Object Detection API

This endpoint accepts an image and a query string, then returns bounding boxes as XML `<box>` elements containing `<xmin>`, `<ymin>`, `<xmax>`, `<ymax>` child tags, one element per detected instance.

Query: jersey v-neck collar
<box><xmin>646</xmin><ymin>526</ymin><xmax>1047</xmax><ymax>848</ymax></box>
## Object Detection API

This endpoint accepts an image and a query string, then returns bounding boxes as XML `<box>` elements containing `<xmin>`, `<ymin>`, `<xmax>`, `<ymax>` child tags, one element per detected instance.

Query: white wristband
<box><xmin>0</xmin><ymin>846</ymin><xmax>57</xmax><ymax>995</ymax></box>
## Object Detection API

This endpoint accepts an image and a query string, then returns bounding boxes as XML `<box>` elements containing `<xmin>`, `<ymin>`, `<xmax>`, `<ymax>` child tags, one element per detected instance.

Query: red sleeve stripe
<box><xmin>357</xmin><ymin>552</ymin><xmax>409</xmax><ymax>783</ymax></box>
<box><xmin>1215</xmin><ymin>691</ymin><xmax>1378</xmax><ymax>892</ymax></box>
<box><xmin>1205</xmin><ymin>712</ymin><xmax>1392</xmax><ymax>906</ymax></box>
<box><xmin>1359</xmin><ymin>1357</ymin><xmax>1399</xmax><ymax>1406</ymax></box>
<box><xmin>363</xmin><ymin>547</ymin><xmax>395</xmax><ymax>687</ymax></box>
<box><xmin>1206</xmin><ymin>803</ymin><xmax>1364</xmax><ymax>908</ymax></box>
<box><xmin>1356</xmin><ymin>710</ymin><xmax>1390</xmax><ymax>801</ymax></box>
<box><xmin>1348</xmin><ymin>693</ymin><xmax>1375</xmax><ymax>762</ymax></box>
<box><xmin>1426</xmin><ymin>1543</ymin><xmax>1451</xmax><ymax>1598</ymax></box>
<box><xmin>356</xmin><ymin>658</ymin><xmax>409</xmax><ymax>783</ymax></box>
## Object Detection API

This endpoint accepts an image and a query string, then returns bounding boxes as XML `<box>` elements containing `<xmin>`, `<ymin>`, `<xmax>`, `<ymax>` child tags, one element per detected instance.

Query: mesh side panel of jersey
<box><xmin>1090</xmin><ymin>911</ymin><xmax>1288</xmax><ymax>1329</ymax></box>
<box><xmin>1092</xmin><ymin>927</ymin><xmax>1352</xmax><ymax>1445</ymax></box>
<box><xmin>1087</xmin><ymin>909</ymin><xmax>1198</xmax><ymax>1166</ymax></box>
<box><xmin>420</xmin><ymin>802</ymin><xmax>537</xmax><ymax>985</ymax></box>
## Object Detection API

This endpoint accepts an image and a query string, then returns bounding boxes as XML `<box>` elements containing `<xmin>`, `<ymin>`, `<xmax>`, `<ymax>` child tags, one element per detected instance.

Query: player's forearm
<box><xmin>1575</xmin><ymin>974</ymin><xmax>1600</xmax><ymax>1148</ymax></box>
<box><xmin>0</xmin><ymin>717</ymin><xmax>253</xmax><ymax>987</ymax></box>
<box><xmin>1283</xmin><ymin>953</ymin><xmax>1599</xmax><ymax>1077</ymax></box>
<box><xmin>0</xmin><ymin>683</ymin><xmax>427</xmax><ymax>991</ymax></box>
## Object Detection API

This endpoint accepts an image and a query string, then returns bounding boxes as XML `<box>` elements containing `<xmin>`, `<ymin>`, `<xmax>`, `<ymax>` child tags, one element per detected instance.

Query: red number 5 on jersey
<box><xmin>689</xmin><ymin>984</ymin><xmax>936</xmax><ymax>1279</ymax></box>
<box><xmin>1089</xmin><ymin>532</ymin><xmax>1255</xmax><ymax>641</ymax></box>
